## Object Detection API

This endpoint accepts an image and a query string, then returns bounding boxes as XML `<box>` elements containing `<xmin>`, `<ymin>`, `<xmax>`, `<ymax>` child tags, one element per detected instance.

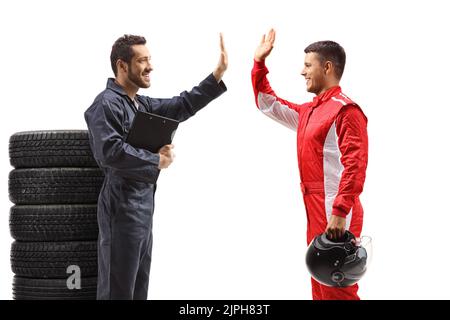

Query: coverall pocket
<box><xmin>117</xmin><ymin>178</ymin><xmax>153</xmax><ymax>209</ymax></box>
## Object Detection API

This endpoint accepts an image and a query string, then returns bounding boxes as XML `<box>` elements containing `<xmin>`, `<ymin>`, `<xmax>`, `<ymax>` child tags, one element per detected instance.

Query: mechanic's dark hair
<box><xmin>110</xmin><ymin>34</ymin><xmax>147</xmax><ymax>76</ymax></box>
<box><xmin>304</xmin><ymin>41</ymin><xmax>346</xmax><ymax>80</ymax></box>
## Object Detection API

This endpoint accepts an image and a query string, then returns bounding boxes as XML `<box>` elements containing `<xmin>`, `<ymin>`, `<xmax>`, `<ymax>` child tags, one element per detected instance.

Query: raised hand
<box><xmin>213</xmin><ymin>33</ymin><xmax>228</xmax><ymax>82</ymax></box>
<box><xmin>254</xmin><ymin>28</ymin><xmax>276</xmax><ymax>62</ymax></box>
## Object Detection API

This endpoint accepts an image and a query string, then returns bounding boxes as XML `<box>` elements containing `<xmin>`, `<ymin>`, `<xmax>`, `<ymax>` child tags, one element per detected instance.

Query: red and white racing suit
<box><xmin>251</xmin><ymin>59</ymin><xmax>368</xmax><ymax>300</ymax></box>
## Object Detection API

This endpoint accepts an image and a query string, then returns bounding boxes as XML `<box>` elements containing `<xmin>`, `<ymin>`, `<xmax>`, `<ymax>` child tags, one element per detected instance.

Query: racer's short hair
<box><xmin>304</xmin><ymin>41</ymin><xmax>346</xmax><ymax>79</ymax></box>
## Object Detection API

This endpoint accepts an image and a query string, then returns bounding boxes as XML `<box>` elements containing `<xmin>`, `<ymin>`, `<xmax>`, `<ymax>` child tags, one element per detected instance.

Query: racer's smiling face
<box><xmin>301</xmin><ymin>52</ymin><xmax>328</xmax><ymax>95</ymax></box>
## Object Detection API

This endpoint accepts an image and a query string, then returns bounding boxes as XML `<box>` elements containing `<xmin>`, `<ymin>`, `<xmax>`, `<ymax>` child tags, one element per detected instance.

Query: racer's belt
<box><xmin>300</xmin><ymin>182</ymin><xmax>324</xmax><ymax>195</ymax></box>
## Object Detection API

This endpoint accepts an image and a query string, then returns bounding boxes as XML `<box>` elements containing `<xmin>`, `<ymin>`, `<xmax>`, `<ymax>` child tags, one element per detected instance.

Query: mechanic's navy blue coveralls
<box><xmin>84</xmin><ymin>74</ymin><xmax>226</xmax><ymax>299</ymax></box>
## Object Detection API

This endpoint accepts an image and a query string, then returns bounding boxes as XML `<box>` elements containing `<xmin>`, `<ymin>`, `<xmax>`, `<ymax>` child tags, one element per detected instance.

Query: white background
<box><xmin>0</xmin><ymin>0</ymin><xmax>448</xmax><ymax>300</ymax></box>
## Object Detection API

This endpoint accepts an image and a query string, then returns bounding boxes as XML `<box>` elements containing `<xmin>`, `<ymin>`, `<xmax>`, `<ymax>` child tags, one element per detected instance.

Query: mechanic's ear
<box><xmin>117</xmin><ymin>59</ymin><xmax>128</xmax><ymax>74</ymax></box>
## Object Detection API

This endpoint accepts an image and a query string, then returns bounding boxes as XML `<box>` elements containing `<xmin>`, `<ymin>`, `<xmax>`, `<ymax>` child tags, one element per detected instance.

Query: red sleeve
<box><xmin>251</xmin><ymin>59</ymin><xmax>300</xmax><ymax>111</ymax></box>
<box><xmin>332</xmin><ymin>105</ymin><xmax>369</xmax><ymax>217</ymax></box>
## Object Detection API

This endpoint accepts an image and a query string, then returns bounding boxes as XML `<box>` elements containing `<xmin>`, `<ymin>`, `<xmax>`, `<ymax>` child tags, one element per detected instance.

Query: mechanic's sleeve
<box><xmin>84</xmin><ymin>98</ymin><xmax>160</xmax><ymax>180</ymax></box>
<box><xmin>332</xmin><ymin>105</ymin><xmax>369</xmax><ymax>217</ymax></box>
<box><xmin>251</xmin><ymin>59</ymin><xmax>302</xmax><ymax>131</ymax></box>
<box><xmin>144</xmin><ymin>73</ymin><xmax>227</xmax><ymax>122</ymax></box>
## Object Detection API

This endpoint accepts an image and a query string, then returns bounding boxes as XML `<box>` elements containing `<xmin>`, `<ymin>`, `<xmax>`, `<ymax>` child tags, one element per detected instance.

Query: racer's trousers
<box><xmin>302</xmin><ymin>184</ymin><xmax>363</xmax><ymax>300</ymax></box>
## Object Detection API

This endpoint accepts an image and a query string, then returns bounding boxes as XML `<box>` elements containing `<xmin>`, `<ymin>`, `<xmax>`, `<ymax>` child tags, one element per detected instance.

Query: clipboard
<box><xmin>126</xmin><ymin>110</ymin><xmax>179</xmax><ymax>153</ymax></box>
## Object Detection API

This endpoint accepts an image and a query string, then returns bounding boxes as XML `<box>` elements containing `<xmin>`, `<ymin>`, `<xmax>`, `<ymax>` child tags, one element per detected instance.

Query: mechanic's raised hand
<box><xmin>158</xmin><ymin>144</ymin><xmax>175</xmax><ymax>169</ymax></box>
<box><xmin>254</xmin><ymin>28</ymin><xmax>276</xmax><ymax>62</ymax></box>
<box><xmin>325</xmin><ymin>215</ymin><xmax>347</xmax><ymax>241</ymax></box>
<box><xmin>213</xmin><ymin>33</ymin><xmax>228</xmax><ymax>82</ymax></box>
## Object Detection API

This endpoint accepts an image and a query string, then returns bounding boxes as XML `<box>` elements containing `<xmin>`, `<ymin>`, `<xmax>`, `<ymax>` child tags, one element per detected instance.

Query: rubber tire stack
<box><xmin>8</xmin><ymin>130</ymin><xmax>103</xmax><ymax>300</ymax></box>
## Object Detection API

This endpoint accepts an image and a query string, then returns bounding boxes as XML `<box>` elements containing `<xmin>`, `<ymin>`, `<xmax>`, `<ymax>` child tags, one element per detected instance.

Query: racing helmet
<box><xmin>305</xmin><ymin>231</ymin><xmax>371</xmax><ymax>287</ymax></box>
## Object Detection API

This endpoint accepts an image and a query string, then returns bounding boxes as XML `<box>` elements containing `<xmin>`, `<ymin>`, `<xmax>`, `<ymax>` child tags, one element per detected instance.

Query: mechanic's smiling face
<box><xmin>127</xmin><ymin>44</ymin><xmax>153</xmax><ymax>89</ymax></box>
<box><xmin>301</xmin><ymin>52</ymin><xmax>327</xmax><ymax>95</ymax></box>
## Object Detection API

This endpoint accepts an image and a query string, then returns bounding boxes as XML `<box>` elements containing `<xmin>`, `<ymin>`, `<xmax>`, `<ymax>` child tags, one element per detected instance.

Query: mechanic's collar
<box><xmin>107</xmin><ymin>78</ymin><xmax>129</xmax><ymax>97</ymax></box>
<box><xmin>311</xmin><ymin>86</ymin><xmax>341</xmax><ymax>107</ymax></box>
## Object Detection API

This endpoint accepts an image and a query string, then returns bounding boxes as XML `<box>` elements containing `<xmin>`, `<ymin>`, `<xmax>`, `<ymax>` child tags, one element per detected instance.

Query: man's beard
<box><xmin>128</xmin><ymin>66</ymin><xmax>150</xmax><ymax>89</ymax></box>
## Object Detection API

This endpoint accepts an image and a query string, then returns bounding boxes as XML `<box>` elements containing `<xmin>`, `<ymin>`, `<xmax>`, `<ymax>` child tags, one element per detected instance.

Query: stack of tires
<box><xmin>8</xmin><ymin>130</ymin><xmax>103</xmax><ymax>300</ymax></box>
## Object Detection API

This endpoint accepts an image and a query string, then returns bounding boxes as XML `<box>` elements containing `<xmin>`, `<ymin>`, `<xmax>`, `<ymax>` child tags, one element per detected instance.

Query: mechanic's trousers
<box><xmin>304</xmin><ymin>190</ymin><xmax>364</xmax><ymax>300</ymax></box>
<box><xmin>96</xmin><ymin>175</ymin><xmax>156</xmax><ymax>300</ymax></box>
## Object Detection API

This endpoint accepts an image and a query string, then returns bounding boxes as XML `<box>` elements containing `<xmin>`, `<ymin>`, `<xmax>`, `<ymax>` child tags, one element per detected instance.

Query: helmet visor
<box><xmin>357</xmin><ymin>236</ymin><xmax>373</xmax><ymax>268</ymax></box>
